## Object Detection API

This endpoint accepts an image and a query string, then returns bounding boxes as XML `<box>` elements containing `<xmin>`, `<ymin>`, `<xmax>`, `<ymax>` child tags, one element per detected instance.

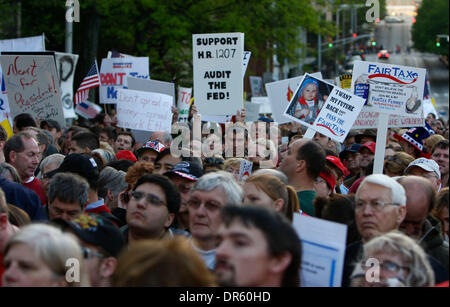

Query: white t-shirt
<box><xmin>190</xmin><ymin>239</ymin><xmax>216</xmax><ymax>270</ymax></box>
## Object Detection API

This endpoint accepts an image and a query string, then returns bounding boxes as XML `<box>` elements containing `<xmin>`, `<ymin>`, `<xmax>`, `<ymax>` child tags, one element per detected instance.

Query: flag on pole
<box><xmin>74</xmin><ymin>61</ymin><xmax>101</xmax><ymax>105</ymax></box>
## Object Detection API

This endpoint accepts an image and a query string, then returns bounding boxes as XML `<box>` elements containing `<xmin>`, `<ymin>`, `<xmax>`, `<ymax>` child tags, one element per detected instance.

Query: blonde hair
<box><xmin>245</xmin><ymin>174</ymin><xmax>299</xmax><ymax>221</ymax></box>
<box><xmin>224</xmin><ymin>158</ymin><xmax>244</xmax><ymax>170</ymax></box>
<box><xmin>363</xmin><ymin>231</ymin><xmax>435</xmax><ymax>287</ymax></box>
<box><xmin>384</xmin><ymin>152</ymin><xmax>415</xmax><ymax>176</ymax></box>
<box><xmin>4</xmin><ymin>223</ymin><xmax>89</xmax><ymax>287</ymax></box>
<box><xmin>424</xmin><ymin>134</ymin><xmax>445</xmax><ymax>152</ymax></box>
<box><xmin>112</xmin><ymin>237</ymin><xmax>217</xmax><ymax>286</ymax></box>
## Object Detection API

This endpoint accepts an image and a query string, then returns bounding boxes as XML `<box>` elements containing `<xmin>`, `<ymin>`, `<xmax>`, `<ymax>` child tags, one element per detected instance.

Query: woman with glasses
<box><xmin>350</xmin><ymin>231</ymin><xmax>435</xmax><ymax>287</ymax></box>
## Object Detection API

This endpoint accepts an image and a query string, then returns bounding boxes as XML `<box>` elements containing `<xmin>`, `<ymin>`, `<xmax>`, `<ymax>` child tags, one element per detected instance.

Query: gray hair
<box><xmin>4</xmin><ymin>223</ymin><xmax>89</xmax><ymax>286</ymax></box>
<box><xmin>97</xmin><ymin>166</ymin><xmax>127</xmax><ymax>198</ymax></box>
<box><xmin>362</xmin><ymin>231</ymin><xmax>435</xmax><ymax>287</ymax></box>
<box><xmin>48</xmin><ymin>172</ymin><xmax>89</xmax><ymax>208</ymax></box>
<box><xmin>0</xmin><ymin>162</ymin><xmax>21</xmax><ymax>183</ymax></box>
<box><xmin>253</xmin><ymin>168</ymin><xmax>288</xmax><ymax>184</ymax></box>
<box><xmin>40</xmin><ymin>153</ymin><xmax>65</xmax><ymax>171</ymax></box>
<box><xmin>356</xmin><ymin>174</ymin><xmax>406</xmax><ymax>206</ymax></box>
<box><xmin>191</xmin><ymin>171</ymin><xmax>243</xmax><ymax>206</ymax></box>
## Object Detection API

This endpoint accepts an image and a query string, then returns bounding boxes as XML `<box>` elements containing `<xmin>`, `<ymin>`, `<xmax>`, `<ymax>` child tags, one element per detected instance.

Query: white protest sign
<box><xmin>265</xmin><ymin>72</ymin><xmax>322</xmax><ymax>124</ymax></box>
<box><xmin>127</xmin><ymin>77</ymin><xmax>175</xmax><ymax>105</ymax></box>
<box><xmin>0</xmin><ymin>35</ymin><xmax>46</xmax><ymax>125</ymax></box>
<box><xmin>251</xmin><ymin>96</ymin><xmax>272</xmax><ymax>114</ymax></box>
<box><xmin>238</xmin><ymin>159</ymin><xmax>253</xmax><ymax>182</ymax></box>
<box><xmin>201</xmin><ymin>114</ymin><xmax>232</xmax><ymax>124</ymax></box>
<box><xmin>116</xmin><ymin>88</ymin><xmax>172</xmax><ymax>133</ymax></box>
<box><xmin>242</xmin><ymin>51</ymin><xmax>251</xmax><ymax>78</ymax></box>
<box><xmin>193</xmin><ymin>33</ymin><xmax>244</xmax><ymax>115</ymax></box>
<box><xmin>177</xmin><ymin>86</ymin><xmax>192</xmax><ymax>123</ymax></box>
<box><xmin>352</xmin><ymin>110</ymin><xmax>425</xmax><ymax>129</ymax></box>
<box><xmin>313</xmin><ymin>86</ymin><xmax>366</xmax><ymax>143</ymax></box>
<box><xmin>292</xmin><ymin>213</ymin><xmax>347</xmax><ymax>287</ymax></box>
<box><xmin>249</xmin><ymin>76</ymin><xmax>265</xmax><ymax>97</ymax></box>
<box><xmin>55</xmin><ymin>52</ymin><xmax>78</xmax><ymax>119</ymax></box>
<box><xmin>423</xmin><ymin>98</ymin><xmax>438</xmax><ymax>119</ymax></box>
<box><xmin>244</xmin><ymin>101</ymin><xmax>260</xmax><ymax>122</ymax></box>
<box><xmin>99</xmin><ymin>57</ymin><xmax>149</xmax><ymax>104</ymax></box>
<box><xmin>0</xmin><ymin>53</ymin><xmax>65</xmax><ymax>128</ymax></box>
<box><xmin>351</xmin><ymin>61</ymin><xmax>427</xmax><ymax>118</ymax></box>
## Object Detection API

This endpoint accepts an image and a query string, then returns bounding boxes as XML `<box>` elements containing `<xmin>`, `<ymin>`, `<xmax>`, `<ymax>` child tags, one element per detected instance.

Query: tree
<box><xmin>412</xmin><ymin>0</ymin><xmax>449</xmax><ymax>56</ymax></box>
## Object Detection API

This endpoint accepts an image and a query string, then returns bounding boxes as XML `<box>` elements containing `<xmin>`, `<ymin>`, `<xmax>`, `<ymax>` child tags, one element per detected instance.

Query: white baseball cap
<box><xmin>404</xmin><ymin>158</ymin><xmax>441</xmax><ymax>179</ymax></box>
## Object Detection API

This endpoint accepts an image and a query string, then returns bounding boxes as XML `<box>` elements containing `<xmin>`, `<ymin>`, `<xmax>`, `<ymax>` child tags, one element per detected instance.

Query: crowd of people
<box><xmin>0</xmin><ymin>105</ymin><xmax>448</xmax><ymax>287</ymax></box>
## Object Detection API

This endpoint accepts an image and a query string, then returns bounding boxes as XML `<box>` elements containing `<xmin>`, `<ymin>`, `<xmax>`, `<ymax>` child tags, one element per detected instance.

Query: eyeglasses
<box><xmin>82</xmin><ymin>247</ymin><xmax>105</xmax><ymax>259</ymax></box>
<box><xmin>355</xmin><ymin>200</ymin><xmax>400</xmax><ymax>212</ymax></box>
<box><xmin>361</xmin><ymin>260</ymin><xmax>410</xmax><ymax>274</ymax></box>
<box><xmin>130</xmin><ymin>191</ymin><xmax>166</xmax><ymax>207</ymax></box>
<box><xmin>187</xmin><ymin>199</ymin><xmax>222</xmax><ymax>212</ymax></box>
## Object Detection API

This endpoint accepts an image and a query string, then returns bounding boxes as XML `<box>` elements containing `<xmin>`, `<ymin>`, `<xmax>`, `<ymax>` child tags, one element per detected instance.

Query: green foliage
<box><xmin>412</xmin><ymin>0</ymin><xmax>449</xmax><ymax>56</ymax></box>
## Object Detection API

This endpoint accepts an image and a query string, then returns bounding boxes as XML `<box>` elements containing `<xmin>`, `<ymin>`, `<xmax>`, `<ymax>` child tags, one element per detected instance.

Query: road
<box><xmin>365</xmin><ymin>16</ymin><xmax>449</xmax><ymax>121</ymax></box>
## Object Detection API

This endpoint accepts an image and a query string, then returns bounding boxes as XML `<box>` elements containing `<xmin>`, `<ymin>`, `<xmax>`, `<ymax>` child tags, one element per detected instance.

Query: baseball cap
<box><xmin>404</xmin><ymin>158</ymin><xmax>441</xmax><ymax>179</ymax></box>
<box><xmin>136</xmin><ymin>140</ymin><xmax>167</xmax><ymax>157</ymax></box>
<box><xmin>326</xmin><ymin>155</ymin><xmax>350</xmax><ymax>177</ymax></box>
<box><xmin>318</xmin><ymin>170</ymin><xmax>336</xmax><ymax>191</ymax></box>
<box><xmin>53</xmin><ymin>213</ymin><xmax>125</xmax><ymax>258</ymax></box>
<box><xmin>164</xmin><ymin>161</ymin><xmax>203</xmax><ymax>181</ymax></box>
<box><xmin>359</xmin><ymin>142</ymin><xmax>376</xmax><ymax>154</ymax></box>
<box><xmin>116</xmin><ymin>150</ymin><xmax>137</xmax><ymax>162</ymax></box>
<box><xmin>46</xmin><ymin>154</ymin><xmax>99</xmax><ymax>184</ymax></box>
<box><xmin>339</xmin><ymin>143</ymin><xmax>362</xmax><ymax>160</ymax></box>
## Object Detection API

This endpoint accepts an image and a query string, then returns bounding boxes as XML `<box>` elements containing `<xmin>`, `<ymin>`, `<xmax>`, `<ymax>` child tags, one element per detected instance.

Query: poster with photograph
<box><xmin>284</xmin><ymin>74</ymin><xmax>334</xmax><ymax>128</ymax></box>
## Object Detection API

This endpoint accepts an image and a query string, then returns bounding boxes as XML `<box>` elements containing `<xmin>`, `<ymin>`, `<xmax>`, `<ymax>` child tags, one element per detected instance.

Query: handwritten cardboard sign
<box><xmin>177</xmin><ymin>86</ymin><xmax>192</xmax><ymax>123</ymax></box>
<box><xmin>99</xmin><ymin>57</ymin><xmax>149</xmax><ymax>104</ymax></box>
<box><xmin>55</xmin><ymin>52</ymin><xmax>78</xmax><ymax>119</ymax></box>
<box><xmin>193</xmin><ymin>33</ymin><xmax>244</xmax><ymax>115</ymax></box>
<box><xmin>0</xmin><ymin>53</ymin><xmax>65</xmax><ymax>127</ymax></box>
<box><xmin>351</xmin><ymin>61</ymin><xmax>426</xmax><ymax>118</ymax></box>
<box><xmin>116</xmin><ymin>88</ymin><xmax>172</xmax><ymax>133</ymax></box>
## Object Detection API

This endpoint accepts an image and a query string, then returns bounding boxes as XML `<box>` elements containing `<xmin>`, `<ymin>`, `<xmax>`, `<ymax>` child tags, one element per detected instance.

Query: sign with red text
<box><xmin>0</xmin><ymin>53</ymin><xmax>65</xmax><ymax>127</ymax></box>
<box><xmin>116</xmin><ymin>88</ymin><xmax>172</xmax><ymax>133</ymax></box>
<box><xmin>99</xmin><ymin>57</ymin><xmax>149</xmax><ymax>104</ymax></box>
<box><xmin>193</xmin><ymin>33</ymin><xmax>244</xmax><ymax>115</ymax></box>
<box><xmin>351</xmin><ymin>110</ymin><xmax>425</xmax><ymax>129</ymax></box>
<box><xmin>177</xmin><ymin>87</ymin><xmax>192</xmax><ymax>123</ymax></box>
<box><xmin>351</xmin><ymin>61</ymin><xmax>426</xmax><ymax>118</ymax></box>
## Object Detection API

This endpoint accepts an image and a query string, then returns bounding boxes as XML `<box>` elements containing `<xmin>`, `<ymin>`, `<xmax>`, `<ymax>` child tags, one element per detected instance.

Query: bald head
<box><xmin>398</xmin><ymin>176</ymin><xmax>436</xmax><ymax>240</ymax></box>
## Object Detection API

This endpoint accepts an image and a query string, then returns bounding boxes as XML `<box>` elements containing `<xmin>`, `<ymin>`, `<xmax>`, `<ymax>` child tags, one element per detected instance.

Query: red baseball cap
<box><xmin>326</xmin><ymin>155</ymin><xmax>350</xmax><ymax>177</ymax></box>
<box><xmin>318</xmin><ymin>170</ymin><xmax>336</xmax><ymax>191</ymax></box>
<box><xmin>359</xmin><ymin>141</ymin><xmax>376</xmax><ymax>154</ymax></box>
<box><xmin>116</xmin><ymin>150</ymin><xmax>137</xmax><ymax>162</ymax></box>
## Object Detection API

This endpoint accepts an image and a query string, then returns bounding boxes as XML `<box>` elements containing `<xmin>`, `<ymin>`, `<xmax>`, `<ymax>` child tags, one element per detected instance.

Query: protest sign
<box><xmin>127</xmin><ymin>77</ymin><xmax>175</xmax><ymax>106</ymax></box>
<box><xmin>0</xmin><ymin>112</ymin><xmax>12</xmax><ymax>139</ymax></box>
<box><xmin>177</xmin><ymin>87</ymin><xmax>192</xmax><ymax>123</ymax></box>
<box><xmin>352</xmin><ymin>110</ymin><xmax>425</xmax><ymax>129</ymax></box>
<box><xmin>423</xmin><ymin>98</ymin><xmax>439</xmax><ymax>119</ymax></box>
<box><xmin>351</xmin><ymin>61</ymin><xmax>427</xmax><ymax>118</ymax></box>
<box><xmin>265</xmin><ymin>72</ymin><xmax>322</xmax><ymax>124</ymax></box>
<box><xmin>55</xmin><ymin>52</ymin><xmax>78</xmax><ymax>119</ymax></box>
<box><xmin>249</xmin><ymin>76</ymin><xmax>265</xmax><ymax>97</ymax></box>
<box><xmin>336</xmin><ymin>74</ymin><xmax>352</xmax><ymax>90</ymax></box>
<box><xmin>292</xmin><ymin>213</ymin><xmax>347</xmax><ymax>287</ymax></box>
<box><xmin>116</xmin><ymin>88</ymin><xmax>172</xmax><ymax>133</ymax></box>
<box><xmin>193</xmin><ymin>32</ymin><xmax>244</xmax><ymax>115</ymax></box>
<box><xmin>251</xmin><ymin>96</ymin><xmax>272</xmax><ymax>114</ymax></box>
<box><xmin>244</xmin><ymin>100</ymin><xmax>260</xmax><ymax>122</ymax></box>
<box><xmin>242</xmin><ymin>51</ymin><xmax>251</xmax><ymax>78</ymax></box>
<box><xmin>99</xmin><ymin>57</ymin><xmax>149</xmax><ymax>104</ymax></box>
<box><xmin>0</xmin><ymin>35</ymin><xmax>46</xmax><ymax>126</ymax></box>
<box><xmin>0</xmin><ymin>52</ymin><xmax>65</xmax><ymax>128</ymax></box>
<box><xmin>238</xmin><ymin>159</ymin><xmax>253</xmax><ymax>182</ymax></box>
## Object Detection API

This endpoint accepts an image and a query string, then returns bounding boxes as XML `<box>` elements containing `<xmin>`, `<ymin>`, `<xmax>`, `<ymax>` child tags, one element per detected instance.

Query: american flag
<box><xmin>74</xmin><ymin>61</ymin><xmax>101</xmax><ymax>105</ymax></box>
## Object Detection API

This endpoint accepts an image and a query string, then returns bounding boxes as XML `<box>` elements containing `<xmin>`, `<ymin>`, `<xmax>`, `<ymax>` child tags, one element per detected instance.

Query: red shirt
<box><xmin>22</xmin><ymin>177</ymin><xmax>47</xmax><ymax>206</ymax></box>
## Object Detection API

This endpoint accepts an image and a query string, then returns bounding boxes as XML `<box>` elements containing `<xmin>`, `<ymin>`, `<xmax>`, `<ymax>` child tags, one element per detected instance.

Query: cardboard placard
<box><xmin>0</xmin><ymin>52</ymin><xmax>65</xmax><ymax>128</ymax></box>
<box><xmin>193</xmin><ymin>33</ymin><xmax>244</xmax><ymax>115</ymax></box>
<box><xmin>177</xmin><ymin>86</ymin><xmax>192</xmax><ymax>123</ymax></box>
<box><xmin>55</xmin><ymin>52</ymin><xmax>78</xmax><ymax>119</ymax></box>
<box><xmin>116</xmin><ymin>88</ymin><xmax>172</xmax><ymax>133</ymax></box>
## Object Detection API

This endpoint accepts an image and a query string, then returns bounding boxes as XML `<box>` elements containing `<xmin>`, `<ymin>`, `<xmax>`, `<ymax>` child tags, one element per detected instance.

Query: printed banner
<box><xmin>0</xmin><ymin>53</ymin><xmax>65</xmax><ymax>128</ymax></box>
<box><xmin>351</xmin><ymin>61</ymin><xmax>427</xmax><ymax>118</ymax></box>
<box><xmin>177</xmin><ymin>86</ymin><xmax>192</xmax><ymax>123</ymax></box>
<box><xmin>116</xmin><ymin>88</ymin><xmax>172</xmax><ymax>133</ymax></box>
<box><xmin>99</xmin><ymin>57</ymin><xmax>149</xmax><ymax>104</ymax></box>
<box><xmin>265</xmin><ymin>72</ymin><xmax>322</xmax><ymax>124</ymax></box>
<box><xmin>193</xmin><ymin>32</ymin><xmax>244</xmax><ymax>115</ymax></box>
<box><xmin>55</xmin><ymin>52</ymin><xmax>78</xmax><ymax>119</ymax></box>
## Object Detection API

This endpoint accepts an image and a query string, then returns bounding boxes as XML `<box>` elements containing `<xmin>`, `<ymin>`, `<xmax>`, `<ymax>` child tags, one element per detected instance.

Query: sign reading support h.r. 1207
<box><xmin>193</xmin><ymin>33</ymin><xmax>244</xmax><ymax>116</ymax></box>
